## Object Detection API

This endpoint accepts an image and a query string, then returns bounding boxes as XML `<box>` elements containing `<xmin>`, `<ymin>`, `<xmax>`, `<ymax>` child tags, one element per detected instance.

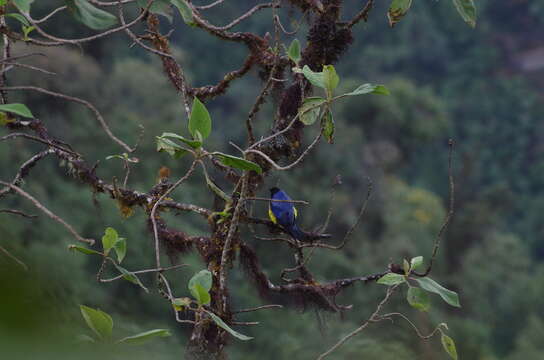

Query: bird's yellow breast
<box><xmin>268</xmin><ymin>207</ymin><xmax>277</xmax><ymax>224</ymax></box>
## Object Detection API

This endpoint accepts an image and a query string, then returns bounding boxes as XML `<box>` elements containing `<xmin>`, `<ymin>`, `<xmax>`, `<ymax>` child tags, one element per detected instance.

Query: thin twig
<box><xmin>303</xmin><ymin>177</ymin><xmax>372</xmax><ymax>250</ymax></box>
<box><xmin>316</xmin><ymin>284</ymin><xmax>398</xmax><ymax>360</ymax></box>
<box><xmin>158</xmin><ymin>272</ymin><xmax>196</xmax><ymax>324</ymax></box>
<box><xmin>346</xmin><ymin>0</ymin><xmax>374</xmax><ymax>29</ymax></box>
<box><xmin>378</xmin><ymin>312</ymin><xmax>446</xmax><ymax>340</ymax></box>
<box><xmin>100</xmin><ymin>264</ymin><xmax>187</xmax><ymax>282</ymax></box>
<box><xmin>0</xmin><ymin>181</ymin><xmax>95</xmax><ymax>245</ymax></box>
<box><xmin>1</xmin><ymin>132</ymin><xmax>79</xmax><ymax>155</ymax></box>
<box><xmin>418</xmin><ymin>139</ymin><xmax>455</xmax><ymax>277</ymax></box>
<box><xmin>0</xmin><ymin>208</ymin><xmax>37</xmax><ymax>218</ymax></box>
<box><xmin>0</xmin><ymin>86</ymin><xmax>133</xmax><ymax>152</ymax></box>
<box><xmin>0</xmin><ymin>245</ymin><xmax>28</xmax><ymax>270</ymax></box>
<box><xmin>195</xmin><ymin>0</ymin><xmax>225</xmax><ymax>10</ymax></box>
<box><xmin>219</xmin><ymin>173</ymin><xmax>248</xmax><ymax>312</ymax></box>
<box><xmin>233</xmin><ymin>304</ymin><xmax>283</xmax><ymax>314</ymax></box>
<box><xmin>245</xmin><ymin>197</ymin><xmax>309</xmax><ymax>205</ymax></box>
<box><xmin>150</xmin><ymin>160</ymin><xmax>198</xmax><ymax>268</ymax></box>
<box><xmin>246</xmin><ymin>132</ymin><xmax>322</xmax><ymax>171</ymax></box>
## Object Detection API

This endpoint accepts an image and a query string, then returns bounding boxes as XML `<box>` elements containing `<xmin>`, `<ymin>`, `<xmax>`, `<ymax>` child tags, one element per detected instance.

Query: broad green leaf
<box><xmin>191</xmin><ymin>283</ymin><xmax>211</xmax><ymax>306</ymax></box>
<box><xmin>205</xmin><ymin>311</ymin><xmax>253</xmax><ymax>341</ymax></box>
<box><xmin>323</xmin><ymin>65</ymin><xmax>339</xmax><ymax>94</ymax></box>
<box><xmin>387</xmin><ymin>0</ymin><xmax>413</xmax><ymax>27</ymax></box>
<box><xmin>22</xmin><ymin>25</ymin><xmax>35</xmax><ymax>40</ymax></box>
<box><xmin>188</xmin><ymin>270</ymin><xmax>212</xmax><ymax>292</ymax></box>
<box><xmin>66</xmin><ymin>0</ymin><xmax>118</xmax><ymax>31</ymax></box>
<box><xmin>214</xmin><ymin>153</ymin><xmax>262</xmax><ymax>174</ymax></box>
<box><xmin>441</xmin><ymin>333</ymin><xmax>458</xmax><ymax>360</ymax></box>
<box><xmin>113</xmin><ymin>238</ymin><xmax>127</xmax><ymax>263</ymax></box>
<box><xmin>117</xmin><ymin>329</ymin><xmax>171</xmax><ymax>345</ymax></box>
<box><xmin>410</xmin><ymin>256</ymin><xmax>423</xmax><ymax>270</ymax></box>
<box><xmin>80</xmin><ymin>305</ymin><xmax>113</xmax><ymax>339</ymax></box>
<box><xmin>298</xmin><ymin>97</ymin><xmax>325</xmax><ymax>125</ymax></box>
<box><xmin>68</xmin><ymin>244</ymin><xmax>102</xmax><ymax>256</ymax></box>
<box><xmin>0</xmin><ymin>103</ymin><xmax>33</xmax><ymax>118</ymax></box>
<box><xmin>188</xmin><ymin>269</ymin><xmax>212</xmax><ymax>305</ymax></box>
<box><xmin>156</xmin><ymin>137</ymin><xmax>189</xmax><ymax>158</ymax></box>
<box><xmin>101</xmin><ymin>227</ymin><xmax>118</xmax><ymax>255</ymax></box>
<box><xmin>377</xmin><ymin>273</ymin><xmax>406</xmax><ymax>286</ymax></box>
<box><xmin>170</xmin><ymin>0</ymin><xmax>194</xmax><ymax>25</ymax></box>
<box><xmin>113</xmin><ymin>263</ymin><xmax>149</xmax><ymax>293</ymax></box>
<box><xmin>12</xmin><ymin>0</ymin><xmax>34</xmax><ymax>13</ymax></box>
<box><xmin>135</xmin><ymin>0</ymin><xmax>173</xmax><ymax>22</ymax></box>
<box><xmin>160</xmin><ymin>132</ymin><xmax>202</xmax><ymax>149</ymax></box>
<box><xmin>407</xmin><ymin>286</ymin><xmax>430</xmax><ymax>311</ymax></box>
<box><xmin>322</xmin><ymin>109</ymin><xmax>334</xmax><ymax>144</ymax></box>
<box><xmin>343</xmin><ymin>84</ymin><xmax>390</xmax><ymax>96</ymax></box>
<box><xmin>172</xmin><ymin>297</ymin><xmax>192</xmax><ymax>311</ymax></box>
<box><xmin>6</xmin><ymin>13</ymin><xmax>30</xmax><ymax>26</ymax></box>
<box><xmin>403</xmin><ymin>259</ymin><xmax>411</xmax><ymax>274</ymax></box>
<box><xmin>287</xmin><ymin>39</ymin><xmax>301</xmax><ymax>64</ymax></box>
<box><xmin>452</xmin><ymin>0</ymin><xmax>476</xmax><ymax>28</ymax></box>
<box><xmin>415</xmin><ymin>277</ymin><xmax>460</xmax><ymax>308</ymax></box>
<box><xmin>188</xmin><ymin>97</ymin><xmax>212</xmax><ymax>140</ymax></box>
<box><xmin>300</xmin><ymin>65</ymin><xmax>325</xmax><ymax>89</ymax></box>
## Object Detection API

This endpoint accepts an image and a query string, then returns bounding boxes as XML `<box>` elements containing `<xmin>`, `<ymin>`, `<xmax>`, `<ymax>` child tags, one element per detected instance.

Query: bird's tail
<box><xmin>287</xmin><ymin>223</ymin><xmax>306</xmax><ymax>241</ymax></box>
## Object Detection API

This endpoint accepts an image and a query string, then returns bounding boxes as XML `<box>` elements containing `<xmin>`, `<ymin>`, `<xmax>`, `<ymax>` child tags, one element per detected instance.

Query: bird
<box><xmin>268</xmin><ymin>187</ymin><xmax>306</xmax><ymax>241</ymax></box>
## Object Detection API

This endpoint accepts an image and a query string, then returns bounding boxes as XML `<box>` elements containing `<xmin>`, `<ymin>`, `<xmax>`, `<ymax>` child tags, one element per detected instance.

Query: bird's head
<box><xmin>269</xmin><ymin>187</ymin><xmax>281</xmax><ymax>196</ymax></box>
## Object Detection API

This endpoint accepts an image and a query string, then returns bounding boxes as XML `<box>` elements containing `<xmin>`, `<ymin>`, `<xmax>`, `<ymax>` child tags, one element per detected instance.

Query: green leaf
<box><xmin>192</xmin><ymin>283</ymin><xmax>211</xmax><ymax>305</ymax></box>
<box><xmin>387</xmin><ymin>0</ymin><xmax>413</xmax><ymax>27</ymax></box>
<box><xmin>441</xmin><ymin>333</ymin><xmax>458</xmax><ymax>360</ymax></box>
<box><xmin>287</xmin><ymin>39</ymin><xmax>301</xmax><ymax>64</ymax></box>
<box><xmin>172</xmin><ymin>297</ymin><xmax>192</xmax><ymax>311</ymax></box>
<box><xmin>214</xmin><ymin>152</ymin><xmax>262</xmax><ymax>174</ymax></box>
<box><xmin>298</xmin><ymin>97</ymin><xmax>325</xmax><ymax>125</ymax></box>
<box><xmin>113</xmin><ymin>263</ymin><xmax>149</xmax><ymax>293</ymax></box>
<box><xmin>6</xmin><ymin>13</ymin><xmax>30</xmax><ymax>26</ymax></box>
<box><xmin>377</xmin><ymin>273</ymin><xmax>406</xmax><ymax>286</ymax></box>
<box><xmin>322</xmin><ymin>65</ymin><xmax>339</xmax><ymax>95</ymax></box>
<box><xmin>117</xmin><ymin>329</ymin><xmax>171</xmax><ymax>345</ymax></box>
<box><xmin>68</xmin><ymin>244</ymin><xmax>102</xmax><ymax>256</ymax></box>
<box><xmin>322</xmin><ymin>109</ymin><xmax>334</xmax><ymax>144</ymax></box>
<box><xmin>188</xmin><ymin>97</ymin><xmax>212</xmax><ymax>140</ymax></box>
<box><xmin>403</xmin><ymin>259</ymin><xmax>411</xmax><ymax>274</ymax></box>
<box><xmin>452</xmin><ymin>0</ymin><xmax>477</xmax><ymax>28</ymax></box>
<box><xmin>22</xmin><ymin>25</ymin><xmax>35</xmax><ymax>41</ymax></box>
<box><xmin>188</xmin><ymin>270</ymin><xmax>212</xmax><ymax>292</ymax></box>
<box><xmin>101</xmin><ymin>227</ymin><xmax>118</xmax><ymax>255</ymax></box>
<box><xmin>343</xmin><ymin>84</ymin><xmax>390</xmax><ymax>96</ymax></box>
<box><xmin>113</xmin><ymin>238</ymin><xmax>127</xmax><ymax>263</ymax></box>
<box><xmin>66</xmin><ymin>0</ymin><xmax>118</xmax><ymax>30</ymax></box>
<box><xmin>137</xmin><ymin>0</ymin><xmax>173</xmax><ymax>22</ymax></box>
<box><xmin>415</xmin><ymin>277</ymin><xmax>460</xmax><ymax>308</ymax></box>
<box><xmin>170</xmin><ymin>0</ymin><xmax>194</xmax><ymax>25</ymax></box>
<box><xmin>407</xmin><ymin>286</ymin><xmax>430</xmax><ymax>311</ymax></box>
<box><xmin>0</xmin><ymin>103</ymin><xmax>34</xmax><ymax>118</ymax></box>
<box><xmin>160</xmin><ymin>132</ymin><xmax>202</xmax><ymax>149</ymax></box>
<box><xmin>410</xmin><ymin>256</ymin><xmax>423</xmax><ymax>270</ymax></box>
<box><xmin>188</xmin><ymin>270</ymin><xmax>212</xmax><ymax>305</ymax></box>
<box><xmin>80</xmin><ymin>305</ymin><xmax>113</xmax><ymax>339</ymax></box>
<box><xmin>12</xmin><ymin>0</ymin><xmax>34</xmax><ymax>13</ymax></box>
<box><xmin>156</xmin><ymin>137</ymin><xmax>189</xmax><ymax>159</ymax></box>
<box><xmin>205</xmin><ymin>311</ymin><xmax>254</xmax><ymax>341</ymax></box>
<box><xmin>299</xmin><ymin>65</ymin><xmax>325</xmax><ymax>89</ymax></box>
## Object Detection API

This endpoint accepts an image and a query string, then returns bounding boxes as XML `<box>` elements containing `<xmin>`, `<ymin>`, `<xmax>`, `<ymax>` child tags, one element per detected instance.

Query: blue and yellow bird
<box><xmin>268</xmin><ymin>187</ymin><xmax>305</xmax><ymax>241</ymax></box>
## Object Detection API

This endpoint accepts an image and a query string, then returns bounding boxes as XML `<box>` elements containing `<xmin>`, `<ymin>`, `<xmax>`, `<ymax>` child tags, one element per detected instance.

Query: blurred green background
<box><xmin>2</xmin><ymin>0</ymin><xmax>544</xmax><ymax>359</ymax></box>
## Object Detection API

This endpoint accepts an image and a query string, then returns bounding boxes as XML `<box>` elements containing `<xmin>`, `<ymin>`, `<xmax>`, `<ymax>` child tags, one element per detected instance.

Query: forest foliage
<box><xmin>1</xmin><ymin>0</ymin><xmax>544</xmax><ymax>359</ymax></box>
